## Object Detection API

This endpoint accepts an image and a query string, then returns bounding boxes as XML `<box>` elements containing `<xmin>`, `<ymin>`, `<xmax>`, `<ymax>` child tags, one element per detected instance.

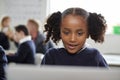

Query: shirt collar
<box><xmin>19</xmin><ymin>35</ymin><xmax>31</xmax><ymax>44</ymax></box>
<box><xmin>76</xmin><ymin>43</ymin><xmax>88</xmax><ymax>54</ymax></box>
<box><xmin>1</xmin><ymin>27</ymin><xmax>9</xmax><ymax>33</ymax></box>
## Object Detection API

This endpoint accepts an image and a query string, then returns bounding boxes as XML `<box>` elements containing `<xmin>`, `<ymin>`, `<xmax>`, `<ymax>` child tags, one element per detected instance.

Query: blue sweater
<box><xmin>0</xmin><ymin>46</ymin><xmax>7</xmax><ymax>80</ymax></box>
<box><xmin>34</xmin><ymin>32</ymin><xmax>54</xmax><ymax>54</ymax></box>
<box><xmin>7</xmin><ymin>40</ymin><xmax>35</xmax><ymax>64</ymax></box>
<box><xmin>0</xmin><ymin>32</ymin><xmax>10</xmax><ymax>50</ymax></box>
<box><xmin>41</xmin><ymin>47</ymin><xmax>108</xmax><ymax>67</ymax></box>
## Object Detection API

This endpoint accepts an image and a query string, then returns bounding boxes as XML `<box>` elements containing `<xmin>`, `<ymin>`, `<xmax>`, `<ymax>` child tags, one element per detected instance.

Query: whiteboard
<box><xmin>2</xmin><ymin>0</ymin><xmax>48</xmax><ymax>27</ymax></box>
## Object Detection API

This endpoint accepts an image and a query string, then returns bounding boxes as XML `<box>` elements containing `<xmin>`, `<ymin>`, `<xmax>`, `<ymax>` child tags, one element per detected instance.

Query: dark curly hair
<box><xmin>88</xmin><ymin>13</ymin><xmax>106</xmax><ymax>43</ymax></box>
<box><xmin>44</xmin><ymin>12</ymin><xmax>62</xmax><ymax>44</ymax></box>
<box><xmin>44</xmin><ymin>8</ymin><xmax>107</xmax><ymax>44</ymax></box>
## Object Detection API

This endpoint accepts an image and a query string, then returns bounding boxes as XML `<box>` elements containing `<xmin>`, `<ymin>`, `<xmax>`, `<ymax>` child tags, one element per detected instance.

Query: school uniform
<box><xmin>0</xmin><ymin>32</ymin><xmax>10</xmax><ymax>50</ymax></box>
<box><xmin>7</xmin><ymin>36</ymin><xmax>35</xmax><ymax>64</ymax></box>
<box><xmin>41</xmin><ymin>47</ymin><xmax>108</xmax><ymax>67</ymax></box>
<box><xmin>0</xmin><ymin>46</ymin><xmax>7</xmax><ymax>80</ymax></box>
<box><xmin>34</xmin><ymin>32</ymin><xmax>54</xmax><ymax>54</ymax></box>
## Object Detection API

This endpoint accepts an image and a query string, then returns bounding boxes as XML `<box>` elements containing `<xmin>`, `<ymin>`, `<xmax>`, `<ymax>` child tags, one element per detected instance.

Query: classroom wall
<box><xmin>0</xmin><ymin>0</ymin><xmax>6</xmax><ymax>24</ymax></box>
<box><xmin>56</xmin><ymin>34</ymin><xmax>120</xmax><ymax>55</ymax></box>
<box><xmin>0</xmin><ymin>0</ymin><xmax>48</xmax><ymax>27</ymax></box>
<box><xmin>0</xmin><ymin>0</ymin><xmax>119</xmax><ymax>55</ymax></box>
<box><xmin>86</xmin><ymin>34</ymin><xmax>120</xmax><ymax>54</ymax></box>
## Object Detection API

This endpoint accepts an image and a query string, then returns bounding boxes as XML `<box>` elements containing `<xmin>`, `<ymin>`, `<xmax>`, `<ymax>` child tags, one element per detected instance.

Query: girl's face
<box><xmin>3</xmin><ymin>18</ymin><xmax>11</xmax><ymax>27</ymax></box>
<box><xmin>61</xmin><ymin>15</ymin><xmax>88</xmax><ymax>54</ymax></box>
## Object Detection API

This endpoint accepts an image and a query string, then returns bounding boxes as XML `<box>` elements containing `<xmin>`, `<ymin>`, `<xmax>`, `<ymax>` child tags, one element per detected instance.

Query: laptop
<box><xmin>6</xmin><ymin>64</ymin><xmax>120</xmax><ymax>80</ymax></box>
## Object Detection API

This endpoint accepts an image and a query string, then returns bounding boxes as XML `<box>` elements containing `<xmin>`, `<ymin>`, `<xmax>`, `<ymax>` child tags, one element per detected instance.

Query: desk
<box><xmin>5</xmin><ymin>50</ymin><xmax>16</xmax><ymax>55</ymax></box>
<box><xmin>103</xmin><ymin>55</ymin><xmax>120</xmax><ymax>67</ymax></box>
<box><xmin>7</xmin><ymin>65</ymin><xmax>120</xmax><ymax>80</ymax></box>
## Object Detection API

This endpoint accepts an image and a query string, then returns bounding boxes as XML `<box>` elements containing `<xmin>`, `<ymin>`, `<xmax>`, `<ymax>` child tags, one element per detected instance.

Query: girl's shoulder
<box><xmin>86</xmin><ymin>47</ymin><xmax>99</xmax><ymax>52</ymax></box>
<box><xmin>84</xmin><ymin>47</ymin><xmax>101</xmax><ymax>55</ymax></box>
<box><xmin>47</xmin><ymin>48</ymin><xmax>65</xmax><ymax>53</ymax></box>
<box><xmin>46</xmin><ymin>48</ymin><xmax>65</xmax><ymax>55</ymax></box>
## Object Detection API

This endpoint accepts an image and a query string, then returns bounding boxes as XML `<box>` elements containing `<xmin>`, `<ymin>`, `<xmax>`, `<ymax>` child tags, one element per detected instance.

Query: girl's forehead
<box><xmin>62</xmin><ymin>15</ymin><xmax>86</xmax><ymax>25</ymax></box>
<box><xmin>61</xmin><ymin>15</ymin><xmax>88</xmax><ymax>30</ymax></box>
<box><xmin>63</xmin><ymin>14</ymin><xmax>84</xmax><ymax>18</ymax></box>
<box><xmin>62</xmin><ymin>14</ymin><xmax>85</xmax><ymax>21</ymax></box>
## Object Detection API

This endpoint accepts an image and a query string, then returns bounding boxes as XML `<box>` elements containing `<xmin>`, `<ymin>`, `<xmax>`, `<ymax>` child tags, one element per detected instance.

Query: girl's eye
<box><xmin>78</xmin><ymin>32</ymin><xmax>83</xmax><ymax>36</ymax></box>
<box><xmin>63</xmin><ymin>31</ymin><xmax>70</xmax><ymax>35</ymax></box>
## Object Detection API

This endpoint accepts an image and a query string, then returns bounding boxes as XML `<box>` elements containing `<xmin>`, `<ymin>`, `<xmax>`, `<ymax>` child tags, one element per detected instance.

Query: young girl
<box><xmin>41</xmin><ymin>7</ymin><xmax>108</xmax><ymax>67</ymax></box>
<box><xmin>0</xmin><ymin>16</ymin><xmax>14</xmax><ymax>50</ymax></box>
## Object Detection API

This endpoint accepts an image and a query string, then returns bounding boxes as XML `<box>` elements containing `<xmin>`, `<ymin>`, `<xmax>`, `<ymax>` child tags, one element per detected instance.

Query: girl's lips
<box><xmin>67</xmin><ymin>44</ymin><xmax>78</xmax><ymax>50</ymax></box>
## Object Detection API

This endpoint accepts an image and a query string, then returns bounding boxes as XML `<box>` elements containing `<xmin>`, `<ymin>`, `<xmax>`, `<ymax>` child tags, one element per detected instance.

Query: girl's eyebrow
<box><xmin>76</xmin><ymin>29</ymin><xmax>83</xmax><ymax>32</ymax></box>
<box><xmin>63</xmin><ymin>28</ymin><xmax>83</xmax><ymax>31</ymax></box>
<box><xmin>62</xmin><ymin>28</ymin><xmax>70</xmax><ymax>30</ymax></box>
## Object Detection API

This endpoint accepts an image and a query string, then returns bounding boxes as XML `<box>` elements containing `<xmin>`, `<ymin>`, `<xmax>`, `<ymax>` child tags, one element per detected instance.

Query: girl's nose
<box><xmin>70</xmin><ymin>34</ymin><xmax>76</xmax><ymax>42</ymax></box>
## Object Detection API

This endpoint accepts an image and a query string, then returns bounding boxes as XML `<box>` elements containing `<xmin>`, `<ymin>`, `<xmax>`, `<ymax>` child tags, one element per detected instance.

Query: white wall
<box><xmin>56</xmin><ymin>34</ymin><xmax>120</xmax><ymax>55</ymax></box>
<box><xmin>86</xmin><ymin>34</ymin><xmax>120</xmax><ymax>54</ymax></box>
<box><xmin>0</xmin><ymin>0</ymin><xmax>48</xmax><ymax>27</ymax></box>
<box><xmin>0</xmin><ymin>0</ymin><xmax>5</xmax><ymax>21</ymax></box>
<box><xmin>49</xmin><ymin>0</ymin><xmax>120</xmax><ymax>34</ymax></box>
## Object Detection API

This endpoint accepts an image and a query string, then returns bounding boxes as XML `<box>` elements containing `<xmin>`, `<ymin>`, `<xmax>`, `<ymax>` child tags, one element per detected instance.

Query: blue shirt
<box><xmin>41</xmin><ymin>47</ymin><xmax>108</xmax><ymax>67</ymax></box>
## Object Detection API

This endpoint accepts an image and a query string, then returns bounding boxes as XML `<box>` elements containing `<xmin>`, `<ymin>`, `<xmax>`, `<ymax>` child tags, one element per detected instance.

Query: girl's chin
<box><xmin>67</xmin><ymin>49</ymin><xmax>78</xmax><ymax>54</ymax></box>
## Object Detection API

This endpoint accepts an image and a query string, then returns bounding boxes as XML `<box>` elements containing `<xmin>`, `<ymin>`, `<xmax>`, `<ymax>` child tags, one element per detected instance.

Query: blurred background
<box><xmin>0</xmin><ymin>0</ymin><xmax>120</xmax><ymax>67</ymax></box>
<box><xmin>0</xmin><ymin>0</ymin><xmax>120</xmax><ymax>80</ymax></box>
<box><xmin>1</xmin><ymin>0</ymin><xmax>120</xmax><ymax>33</ymax></box>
